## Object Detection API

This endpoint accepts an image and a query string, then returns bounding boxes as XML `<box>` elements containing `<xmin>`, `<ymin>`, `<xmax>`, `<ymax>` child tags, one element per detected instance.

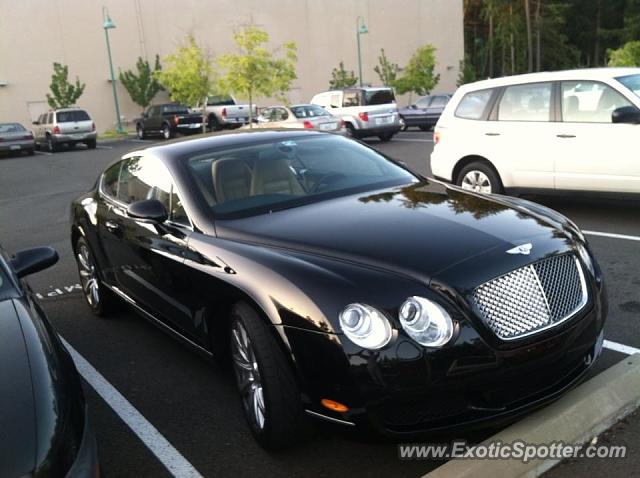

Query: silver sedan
<box><xmin>0</xmin><ymin>123</ymin><xmax>35</xmax><ymax>156</ymax></box>
<box><xmin>249</xmin><ymin>104</ymin><xmax>344</xmax><ymax>132</ymax></box>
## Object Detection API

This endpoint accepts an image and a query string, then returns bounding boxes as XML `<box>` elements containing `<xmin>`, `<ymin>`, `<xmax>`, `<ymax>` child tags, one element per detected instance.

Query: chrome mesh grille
<box><xmin>472</xmin><ymin>254</ymin><xmax>587</xmax><ymax>340</ymax></box>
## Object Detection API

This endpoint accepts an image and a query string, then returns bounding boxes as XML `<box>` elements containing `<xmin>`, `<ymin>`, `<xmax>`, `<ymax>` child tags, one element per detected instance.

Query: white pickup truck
<box><xmin>193</xmin><ymin>95</ymin><xmax>258</xmax><ymax>131</ymax></box>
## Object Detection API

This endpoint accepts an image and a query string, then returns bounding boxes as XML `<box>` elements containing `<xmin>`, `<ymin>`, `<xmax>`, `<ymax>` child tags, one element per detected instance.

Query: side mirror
<box><xmin>410</xmin><ymin>104</ymin><xmax>418</xmax><ymax>109</ymax></box>
<box><xmin>612</xmin><ymin>106</ymin><xmax>640</xmax><ymax>124</ymax></box>
<box><xmin>32</xmin><ymin>121</ymin><xmax>39</xmax><ymax>125</ymax></box>
<box><xmin>127</xmin><ymin>199</ymin><xmax>168</xmax><ymax>223</ymax></box>
<box><xmin>11</xmin><ymin>247</ymin><xmax>58</xmax><ymax>278</ymax></box>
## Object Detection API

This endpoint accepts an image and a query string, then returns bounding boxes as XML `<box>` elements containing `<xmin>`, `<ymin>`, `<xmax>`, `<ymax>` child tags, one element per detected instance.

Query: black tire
<box><xmin>208</xmin><ymin>114</ymin><xmax>222</xmax><ymax>132</ymax></box>
<box><xmin>399</xmin><ymin>116</ymin><xmax>408</xmax><ymax>131</ymax></box>
<box><xmin>456</xmin><ymin>161</ymin><xmax>503</xmax><ymax>194</ymax></box>
<box><xmin>26</xmin><ymin>149</ymin><xmax>35</xmax><ymax>156</ymax></box>
<box><xmin>162</xmin><ymin>123</ymin><xmax>173</xmax><ymax>140</ymax></box>
<box><xmin>74</xmin><ymin>236</ymin><xmax>118</xmax><ymax>316</ymax></box>
<box><xmin>229</xmin><ymin>302</ymin><xmax>309</xmax><ymax>450</ymax></box>
<box><xmin>345</xmin><ymin>123</ymin><xmax>356</xmax><ymax>138</ymax></box>
<box><xmin>86</xmin><ymin>139</ymin><xmax>97</xmax><ymax>149</ymax></box>
<box><xmin>378</xmin><ymin>132</ymin><xmax>394</xmax><ymax>142</ymax></box>
<box><xmin>136</xmin><ymin>124</ymin><xmax>146</xmax><ymax>140</ymax></box>
<box><xmin>47</xmin><ymin>136</ymin><xmax>58</xmax><ymax>153</ymax></box>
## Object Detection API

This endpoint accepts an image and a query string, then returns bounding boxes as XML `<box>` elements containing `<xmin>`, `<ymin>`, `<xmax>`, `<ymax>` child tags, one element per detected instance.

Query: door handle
<box><xmin>485</xmin><ymin>132</ymin><xmax>501</xmax><ymax>136</ymax></box>
<box><xmin>105</xmin><ymin>220</ymin><xmax>120</xmax><ymax>232</ymax></box>
<box><xmin>556</xmin><ymin>134</ymin><xmax>576</xmax><ymax>138</ymax></box>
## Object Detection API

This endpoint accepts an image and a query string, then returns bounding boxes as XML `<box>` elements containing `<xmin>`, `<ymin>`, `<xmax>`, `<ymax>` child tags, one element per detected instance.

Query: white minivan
<box><xmin>431</xmin><ymin>68</ymin><xmax>640</xmax><ymax>195</ymax></box>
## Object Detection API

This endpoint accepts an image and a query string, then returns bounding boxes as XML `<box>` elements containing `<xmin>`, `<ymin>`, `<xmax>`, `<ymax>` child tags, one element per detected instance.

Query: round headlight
<box><xmin>339</xmin><ymin>303</ymin><xmax>392</xmax><ymax>350</ymax></box>
<box><xmin>399</xmin><ymin>296</ymin><xmax>454</xmax><ymax>347</ymax></box>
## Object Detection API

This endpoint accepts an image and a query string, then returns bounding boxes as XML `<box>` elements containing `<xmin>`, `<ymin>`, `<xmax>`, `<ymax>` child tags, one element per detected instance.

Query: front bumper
<box><xmin>66</xmin><ymin>406</ymin><xmax>99</xmax><ymax>478</ymax></box>
<box><xmin>285</xmin><ymin>279</ymin><xmax>606</xmax><ymax>438</ymax></box>
<box><xmin>52</xmin><ymin>132</ymin><xmax>97</xmax><ymax>143</ymax></box>
<box><xmin>0</xmin><ymin>139</ymin><xmax>35</xmax><ymax>152</ymax></box>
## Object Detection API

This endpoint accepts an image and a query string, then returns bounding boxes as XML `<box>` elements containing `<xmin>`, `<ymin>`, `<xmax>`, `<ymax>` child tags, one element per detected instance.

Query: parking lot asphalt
<box><xmin>1</xmin><ymin>131</ymin><xmax>638</xmax><ymax>477</ymax></box>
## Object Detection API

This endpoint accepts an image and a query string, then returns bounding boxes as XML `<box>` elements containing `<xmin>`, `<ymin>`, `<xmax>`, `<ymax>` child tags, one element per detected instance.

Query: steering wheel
<box><xmin>310</xmin><ymin>173</ymin><xmax>347</xmax><ymax>193</ymax></box>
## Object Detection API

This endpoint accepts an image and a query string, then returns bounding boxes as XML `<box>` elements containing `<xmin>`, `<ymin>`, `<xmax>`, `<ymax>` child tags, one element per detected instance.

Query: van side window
<box><xmin>454</xmin><ymin>89</ymin><xmax>494</xmax><ymax>120</ymax></box>
<box><xmin>343</xmin><ymin>91</ymin><xmax>361</xmax><ymax>107</ymax></box>
<box><xmin>497</xmin><ymin>82</ymin><xmax>552</xmax><ymax>122</ymax></box>
<box><xmin>561</xmin><ymin>81</ymin><xmax>633</xmax><ymax>123</ymax></box>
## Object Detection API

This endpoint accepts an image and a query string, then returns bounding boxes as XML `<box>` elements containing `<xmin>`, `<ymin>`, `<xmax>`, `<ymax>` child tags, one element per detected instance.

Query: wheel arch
<box><xmin>452</xmin><ymin>155</ymin><xmax>502</xmax><ymax>185</ymax></box>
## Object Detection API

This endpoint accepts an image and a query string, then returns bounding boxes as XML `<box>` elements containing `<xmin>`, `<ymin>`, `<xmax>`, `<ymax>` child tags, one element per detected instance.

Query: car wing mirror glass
<box><xmin>11</xmin><ymin>247</ymin><xmax>59</xmax><ymax>278</ymax></box>
<box><xmin>127</xmin><ymin>199</ymin><xmax>168</xmax><ymax>223</ymax></box>
<box><xmin>612</xmin><ymin>106</ymin><xmax>640</xmax><ymax>124</ymax></box>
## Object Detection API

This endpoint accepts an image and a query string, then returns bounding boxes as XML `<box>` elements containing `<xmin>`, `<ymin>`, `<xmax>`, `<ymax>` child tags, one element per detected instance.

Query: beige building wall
<box><xmin>0</xmin><ymin>0</ymin><xmax>463</xmax><ymax>133</ymax></box>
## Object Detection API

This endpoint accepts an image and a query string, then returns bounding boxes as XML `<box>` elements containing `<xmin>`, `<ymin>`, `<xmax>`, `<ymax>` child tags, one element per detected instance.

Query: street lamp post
<box><xmin>103</xmin><ymin>7</ymin><xmax>124</xmax><ymax>133</ymax></box>
<box><xmin>356</xmin><ymin>16</ymin><xmax>368</xmax><ymax>87</ymax></box>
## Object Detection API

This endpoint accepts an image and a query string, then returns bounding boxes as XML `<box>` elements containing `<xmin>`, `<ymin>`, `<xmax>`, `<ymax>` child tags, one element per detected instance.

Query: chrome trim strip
<box><xmin>304</xmin><ymin>410</ymin><xmax>356</xmax><ymax>427</ymax></box>
<box><xmin>103</xmin><ymin>283</ymin><xmax>212</xmax><ymax>357</ymax></box>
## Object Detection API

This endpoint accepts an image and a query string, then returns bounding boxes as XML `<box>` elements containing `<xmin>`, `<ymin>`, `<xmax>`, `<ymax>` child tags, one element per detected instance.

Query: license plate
<box><xmin>319</xmin><ymin>122</ymin><xmax>337</xmax><ymax>130</ymax></box>
<box><xmin>71</xmin><ymin>133</ymin><xmax>85</xmax><ymax>139</ymax></box>
<box><xmin>237</xmin><ymin>118</ymin><xmax>248</xmax><ymax>123</ymax></box>
<box><xmin>189</xmin><ymin>123</ymin><xmax>201</xmax><ymax>128</ymax></box>
<box><xmin>375</xmin><ymin>116</ymin><xmax>393</xmax><ymax>125</ymax></box>
<box><xmin>10</xmin><ymin>145</ymin><xmax>20</xmax><ymax>150</ymax></box>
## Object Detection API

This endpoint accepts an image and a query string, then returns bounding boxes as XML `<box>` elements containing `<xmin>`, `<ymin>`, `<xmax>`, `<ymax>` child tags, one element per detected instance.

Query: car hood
<box><xmin>215</xmin><ymin>181</ymin><xmax>575</xmax><ymax>285</ymax></box>
<box><xmin>0</xmin><ymin>299</ymin><xmax>37</xmax><ymax>477</ymax></box>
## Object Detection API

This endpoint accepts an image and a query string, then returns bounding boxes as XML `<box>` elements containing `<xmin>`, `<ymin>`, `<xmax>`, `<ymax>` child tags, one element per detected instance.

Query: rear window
<box><xmin>364</xmin><ymin>89</ymin><xmax>396</xmax><ymax>105</ymax></box>
<box><xmin>0</xmin><ymin>123</ymin><xmax>26</xmax><ymax>133</ymax></box>
<box><xmin>454</xmin><ymin>89</ymin><xmax>494</xmax><ymax>120</ymax></box>
<box><xmin>56</xmin><ymin>110</ymin><xmax>91</xmax><ymax>122</ymax></box>
<box><xmin>290</xmin><ymin>105</ymin><xmax>330</xmax><ymax>118</ymax></box>
<box><xmin>207</xmin><ymin>95</ymin><xmax>236</xmax><ymax>106</ymax></box>
<box><xmin>162</xmin><ymin>105</ymin><xmax>190</xmax><ymax>114</ymax></box>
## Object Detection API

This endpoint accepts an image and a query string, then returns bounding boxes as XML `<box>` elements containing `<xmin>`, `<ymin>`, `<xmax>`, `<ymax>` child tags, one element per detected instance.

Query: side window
<box><xmin>454</xmin><ymin>89</ymin><xmax>494</xmax><ymax>120</ymax></box>
<box><xmin>430</xmin><ymin>96</ymin><xmax>449</xmax><ymax>108</ymax></box>
<box><xmin>46</xmin><ymin>113</ymin><xmax>52</xmax><ymax>124</ymax></box>
<box><xmin>497</xmin><ymin>82</ymin><xmax>552</xmax><ymax>122</ymax></box>
<box><xmin>117</xmin><ymin>157</ymin><xmax>154</xmax><ymax>204</ymax></box>
<box><xmin>561</xmin><ymin>81</ymin><xmax>634</xmax><ymax>123</ymax></box>
<box><xmin>272</xmin><ymin>107</ymin><xmax>289</xmax><ymax>121</ymax></box>
<box><xmin>343</xmin><ymin>91</ymin><xmax>361</xmax><ymax>107</ymax></box>
<box><xmin>330</xmin><ymin>94</ymin><xmax>341</xmax><ymax>107</ymax></box>
<box><xmin>101</xmin><ymin>162</ymin><xmax>122</xmax><ymax>198</ymax></box>
<box><xmin>261</xmin><ymin>108</ymin><xmax>273</xmax><ymax>121</ymax></box>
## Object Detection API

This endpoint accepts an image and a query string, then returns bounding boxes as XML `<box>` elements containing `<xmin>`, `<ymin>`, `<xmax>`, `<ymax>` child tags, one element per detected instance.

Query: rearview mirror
<box><xmin>612</xmin><ymin>106</ymin><xmax>640</xmax><ymax>124</ymax></box>
<box><xmin>127</xmin><ymin>199</ymin><xmax>168</xmax><ymax>223</ymax></box>
<box><xmin>11</xmin><ymin>247</ymin><xmax>58</xmax><ymax>278</ymax></box>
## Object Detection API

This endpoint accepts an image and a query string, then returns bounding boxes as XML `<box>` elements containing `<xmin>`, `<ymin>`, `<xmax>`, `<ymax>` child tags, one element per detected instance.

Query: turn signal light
<box><xmin>91</xmin><ymin>122</ymin><xmax>96</xmax><ymax>131</ymax></box>
<box><xmin>358</xmin><ymin>111</ymin><xmax>369</xmax><ymax>122</ymax></box>
<box><xmin>303</xmin><ymin>120</ymin><xmax>314</xmax><ymax>129</ymax></box>
<box><xmin>221</xmin><ymin>107</ymin><xmax>227</xmax><ymax>118</ymax></box>
<box><xmin>321</xmin><ymin>398</ymin><xmax>349</xmax><ymax>413</ymax></box>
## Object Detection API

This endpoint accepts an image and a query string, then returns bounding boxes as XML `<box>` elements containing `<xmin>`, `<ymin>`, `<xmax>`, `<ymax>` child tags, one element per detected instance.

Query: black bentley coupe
<box><xmin>0</xmin><ymin>244</ymin><xmax>98</xmax><ymax>476</ymax></box>
<box><xmin>70</xmin><ymin>130</ymin><xmax>606</xmax><ymax>449</ymax></box>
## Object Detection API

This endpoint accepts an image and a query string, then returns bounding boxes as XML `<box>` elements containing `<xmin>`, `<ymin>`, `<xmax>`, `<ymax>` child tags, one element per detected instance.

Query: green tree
<box><xmin>156</xmin><ymin>35</ymin><xmax>216</xmax><ymax>132</ymax></box>
<box><xmin>394</xmin><ymin>45</ymin><xmax>440</xmax><ymax>99</ymax></box>
<box><xmin>119</xmin><ymin>55</ymin><xmax>163</xmax><ymax>112</ymax></box>
<box><xmin>218</xmin><ymin>25</ymin><xmax>297</xmax><ymax>126</ymax></box>
<box><xmin>46</xmin><ymin>62</ymin><xmax>85</xmax><ymax>109</ymax></box>
<box><xmin>457</xmin><ymin>54</ymin><xmax>477</xmax><ymax>86</ymax></box>
<box><xmin>329</xmin><ymin>61</ymin><xmax>358</xmax><ymax>89</ymax></box>
<box><xmin>373</xmin><ymin>49</ymin><xmax>399</xmax><ymax>86</ymax></box>
<box><xmin>608</xmin><ymin>40</ymin><xmax>640</xmax><ymax>66</ymax></box>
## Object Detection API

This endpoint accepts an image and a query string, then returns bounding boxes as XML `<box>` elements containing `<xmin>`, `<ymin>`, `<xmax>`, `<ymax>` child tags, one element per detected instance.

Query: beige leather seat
<box><xmin>211</xmin><ymin>158</ymin><xmax>252</xmax><ymax>202</ymax></box>
<box><xmin>250</xmin><ymin>153</ymin><xmax>305</xmax><ymax>196</ymax></box>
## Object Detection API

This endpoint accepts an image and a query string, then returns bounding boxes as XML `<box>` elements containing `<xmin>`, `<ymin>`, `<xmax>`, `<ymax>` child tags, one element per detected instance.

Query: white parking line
<box><xmin>129</xmin><ymin>139</ymin><xmax>153</xmax><ymax>143</ymax></box>
<box><xmin>34</xmin><ymin>150</ymin><xmax>52</xmax><ymax>156</ymax></box>
<box><xmin>61</xmin><ymin>337</ymin><xmax>204</xmax><ymax>478</ymax></box>
<box><xmin>604</xmin><ymin>340</ymin><xmax>640</xmax><ymax>355</ymax></box>
<box><xmin>96</xmin><ymin>145</ymin><xmax>113</xmax><ymax>150</ymax></box>
<box><xmin>584</xmin><ymin>230</ymin><xmax>640</xmax><ymax>242</ymax></box>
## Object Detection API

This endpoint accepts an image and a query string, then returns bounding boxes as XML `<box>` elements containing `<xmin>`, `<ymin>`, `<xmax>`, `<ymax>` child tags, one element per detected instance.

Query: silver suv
<box><xmin>33</xmin><ymin>108</ymin><xmax>97</xmax><ymax>152</ymax></box>
<box><xmin>310</xmin><ymin>87</ymin><xmax>401</xmax><ymax>141</ymax></box>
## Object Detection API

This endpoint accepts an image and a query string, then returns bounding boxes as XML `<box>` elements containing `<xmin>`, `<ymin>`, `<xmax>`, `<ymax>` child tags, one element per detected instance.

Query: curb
<box><xmin>423</xmin><ymin>353</ymin><xmax>640</xmax><ymax>478</ymax></box>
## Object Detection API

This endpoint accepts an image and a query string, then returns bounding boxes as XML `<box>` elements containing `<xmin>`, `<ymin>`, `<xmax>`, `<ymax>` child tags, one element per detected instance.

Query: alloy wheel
<box><xmin>231</xmin><ymin>321</ymin><xmax>266</xmax><ymax>430</ymax></box>
<box><xmin>461</xmin><ymin>170</ymin><xmax>492</xmax><ymax>193</ymax></box>
<box><xmin>163</xmin><ymin>125</ymin><xmax>171</xmax><ymax>139</ymax></box>
<box><xmin>137</xmin><ymin>125</ymin><xmax>144</xmax><ymax>139</ymax></box>
<box><xmin>77</xmin><ymin>243</ymin><xmax>100</xmax><ymax>308</ymax></box>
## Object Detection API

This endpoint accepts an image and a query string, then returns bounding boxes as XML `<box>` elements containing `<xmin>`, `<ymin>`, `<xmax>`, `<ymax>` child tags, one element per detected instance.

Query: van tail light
<box><xmin>91</xmin><ymin>122</ymin><xmax>96</xmax><ymax>131</ymax></box>
<box><xmin>221</xmin><ymin>107</ymin><xmax>227</xmax><ymax>118</ymax></box>
<box><xmin>358</xmin><ymin>112</ymin><xmax>369</xmax><ymax>122</ymax></box>
<box><xmin>302</xmin><ymin>120</ymin><xmax>314</xmax><ymax>129</ymax></box>
<box><xmin>434</xmin><ymin>131</ymin><xmax>441</xmax><ymax>145</ymax></box>
<box><xmin>174</xmin><ymin>115</ymin><xmax>180</xmax><ymax>125</ymax></box>
<box><xmin>52</xmin><ymin>125</ymin><xmax>61</xmax><ymax>134</ymax></box>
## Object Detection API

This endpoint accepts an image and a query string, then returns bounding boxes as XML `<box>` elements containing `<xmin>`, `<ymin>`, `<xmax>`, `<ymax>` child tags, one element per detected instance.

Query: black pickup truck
<box><xmin>136</xmin><ymin>103</ymin><xmax>204</xmax><ymax>140</ymax></box>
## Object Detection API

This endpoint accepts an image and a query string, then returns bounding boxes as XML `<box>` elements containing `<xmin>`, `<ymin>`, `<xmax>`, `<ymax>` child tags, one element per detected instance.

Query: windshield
<box><xmin>0</xmin><ymin>123</ymin><xmax>26</xmax><ymax>133</ymax></box>
<box><xmin>364</xmin><ymin>89</ymin><xmax>396</xmax><ymax>105</ymax></box>
<box><xmin>163</xmin><ymin>105</ymin><xmax>190</xmax><ymax>114</ymax></box>
<box><xmin>290</xmin><ymin>105</ymin><xmax>330</xmax><ymax>118</ymax></box>
<box><xmin>616</xmin><ymin>74</ymin><xmax>640</xmax><ymax>99</ymax></box>
<box><xmin>56</xmin><ymin>110</ymin><xmax>91</xmax><ymax>122</ymax></box>
<box><xmin>185</xmin><ymin>134</ymin><xmax>416</xmax><ymax>219</ymax></box>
